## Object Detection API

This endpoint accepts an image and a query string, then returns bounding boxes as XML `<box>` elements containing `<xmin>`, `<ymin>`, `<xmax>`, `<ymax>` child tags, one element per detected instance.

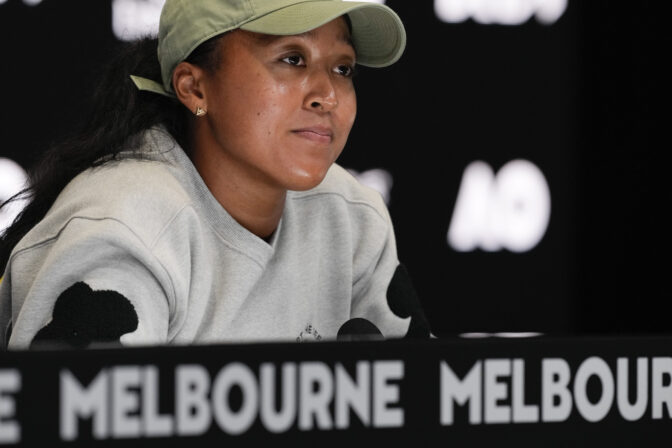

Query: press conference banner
<box><xmin>1</xmin><ymin>337</ymin><xmax>671</xmax><ymax>446</ymax></box>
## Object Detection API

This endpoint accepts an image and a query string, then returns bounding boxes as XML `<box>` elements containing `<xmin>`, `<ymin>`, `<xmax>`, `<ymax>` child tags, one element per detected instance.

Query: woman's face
<box><xmin>198</xmin><ymin>17</ymin><xmax>357</xmax><ymax>192</ymax></box>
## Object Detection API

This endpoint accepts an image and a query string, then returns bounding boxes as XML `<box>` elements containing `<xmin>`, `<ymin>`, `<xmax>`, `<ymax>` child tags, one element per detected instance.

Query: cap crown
<box><xmin>156</xmin><ymin>0</ymin><xmax>405</xmax><ymax>94</ymax></box>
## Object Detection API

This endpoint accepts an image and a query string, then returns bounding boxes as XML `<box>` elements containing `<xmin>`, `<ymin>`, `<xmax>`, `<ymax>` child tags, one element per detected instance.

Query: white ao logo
<box><xmin>0</xmin><ymin>0</ymin><xmax>42</xmax><ymax>5</ymax></box>
<box><xmin>0</xmin><ymin>158</ymin><xmax>29</xmax><ymax>233</ymax></box>
<box><xmin>435</xmin><ymin>0</ymin><xmax>567</xmax><ymax>25</ymax></box>
<box><xmin>448</xmin><ymin>160</ymin><xmax>551</xmax><ymax>253</ymax></box>
<box><xmin>112</xmin><ymin>0</ymin><xmax>166</xmax><ymax>41</ymax></box>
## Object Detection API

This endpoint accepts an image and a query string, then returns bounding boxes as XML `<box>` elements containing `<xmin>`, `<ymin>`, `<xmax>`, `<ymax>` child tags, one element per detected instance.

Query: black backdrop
<box><xmin>0</xmin><ymin>1</ymin><xmax>668</xmax><ymax>336</ymax></box>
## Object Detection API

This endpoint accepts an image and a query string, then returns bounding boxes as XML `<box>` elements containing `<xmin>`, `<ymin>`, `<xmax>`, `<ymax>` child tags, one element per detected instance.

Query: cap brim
<box><xmin>240</xmin><ymin>1</ymin><xmax>406</xmax><ymax>67</ymax></box>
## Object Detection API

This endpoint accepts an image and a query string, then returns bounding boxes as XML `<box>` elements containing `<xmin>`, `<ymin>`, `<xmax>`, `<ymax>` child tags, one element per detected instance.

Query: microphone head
<box><xmin>337</xmin><ymin>318</ymin><xmax>384</xmax><ymax>341</ymax></box>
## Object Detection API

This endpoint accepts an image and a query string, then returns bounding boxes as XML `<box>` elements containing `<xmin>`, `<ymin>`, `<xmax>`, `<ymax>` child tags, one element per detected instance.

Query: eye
<box><xmin>281</xmin><ymin>54</ymin><xmax>305</xmax><ymax>66</ymax></box>
<box><xmin>335</xmin><ymin>64</ymin><xmax>356</xmax><ymax>78</ymax></box>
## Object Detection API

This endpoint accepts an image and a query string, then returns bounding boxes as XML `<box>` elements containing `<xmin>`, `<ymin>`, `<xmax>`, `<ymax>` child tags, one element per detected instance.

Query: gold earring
<box><xmin>195</xmin><ymin>107</ymin><xmax>206</xmax><ymax>117</ymax></box>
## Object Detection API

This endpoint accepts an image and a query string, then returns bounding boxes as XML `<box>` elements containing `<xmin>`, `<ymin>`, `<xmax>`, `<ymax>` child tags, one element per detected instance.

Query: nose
<box><xmin>304</xmin><ymin>70</ymin><xmax>338</xmax><ymax>112</ymax></box>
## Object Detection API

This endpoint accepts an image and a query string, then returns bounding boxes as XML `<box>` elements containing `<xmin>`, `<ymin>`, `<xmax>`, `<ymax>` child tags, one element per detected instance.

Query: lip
<box><xmin>291</xmin><ymin>126</ymin><xmax>334</xmax><ymax>144</ymax></box>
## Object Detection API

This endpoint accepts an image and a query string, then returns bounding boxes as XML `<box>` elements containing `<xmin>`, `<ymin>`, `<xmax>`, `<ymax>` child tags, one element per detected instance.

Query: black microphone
<box><xmin>337</xmin><ymin>318</ymin><xmax>384</xmax><ymax>341</ymax></box>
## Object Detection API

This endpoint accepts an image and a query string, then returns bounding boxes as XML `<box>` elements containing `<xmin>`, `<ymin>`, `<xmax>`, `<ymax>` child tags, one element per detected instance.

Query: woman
<box><xmin>0</xmin><ymin>0</ymin><xmax>429</xmax><ymax>349</ymax></box>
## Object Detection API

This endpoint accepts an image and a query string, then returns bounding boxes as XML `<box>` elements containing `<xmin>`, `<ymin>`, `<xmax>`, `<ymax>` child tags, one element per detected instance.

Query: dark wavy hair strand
<box><xmin>0</xmin><ymin>35</ymin><xmax>223</xmax><ymax>271</ymax></box>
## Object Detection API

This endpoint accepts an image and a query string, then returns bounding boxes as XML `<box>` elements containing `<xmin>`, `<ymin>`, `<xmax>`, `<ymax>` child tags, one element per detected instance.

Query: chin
<box><xmin>285</xmin><ymin>167</ymin><xmax>331</xmax><ymax>191</ymax></box>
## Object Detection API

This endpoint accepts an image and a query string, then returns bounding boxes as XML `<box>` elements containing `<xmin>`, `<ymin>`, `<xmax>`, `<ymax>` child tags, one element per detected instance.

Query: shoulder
<box><xmin>16</xmin><ymin>131</ymin><xmax>194</xmax><ymax>252</ymax></box>
<box><xmin>79</xmin><ymin>127</ymin><xmax>188</xmax><ymax>206</ymax></box>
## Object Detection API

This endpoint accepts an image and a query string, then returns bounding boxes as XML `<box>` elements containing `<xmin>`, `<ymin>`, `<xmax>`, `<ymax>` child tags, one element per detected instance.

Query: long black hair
<box><xmin>0</xmin><ymin>35</ymin><xmax>222</xmax><ymax>271</ymax></box>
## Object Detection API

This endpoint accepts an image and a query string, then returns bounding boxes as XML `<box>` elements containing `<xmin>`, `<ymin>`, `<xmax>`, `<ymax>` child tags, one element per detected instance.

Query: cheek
<box><xmin>347</xmin><ymin>99</ymin><xmax>357</xmax><ymax>128</ymax></box>
<box><xmin>217</xmin><ymin>85</ymin><xmax>283</xmax><ymax>143</ymax></box>
<box><xmin>251</xmin><ymin>82</ymin><xmax>294</xmax><ymax>131</ymax></box>
<box><xmin>340</xmin><ymin>91</ymin><xmax>358</xmax><ymax>132</ymax></box>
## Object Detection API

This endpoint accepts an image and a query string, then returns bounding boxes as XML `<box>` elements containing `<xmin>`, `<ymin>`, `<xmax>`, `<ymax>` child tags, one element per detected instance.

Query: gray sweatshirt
<box><xmin>0</xmin><ymin>127</ymin><xmax>411</xmax><ymax>348</ymax></box>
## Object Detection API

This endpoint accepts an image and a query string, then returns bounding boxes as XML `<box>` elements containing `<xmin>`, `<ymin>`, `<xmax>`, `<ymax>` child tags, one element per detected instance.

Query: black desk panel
<box><xmin>1</xmin><ymin>337</ymin><xmax>670</xmax><ymax>446</ymax></box>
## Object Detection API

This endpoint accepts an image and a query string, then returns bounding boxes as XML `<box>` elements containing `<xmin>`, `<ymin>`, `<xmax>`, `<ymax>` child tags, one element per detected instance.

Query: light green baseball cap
<box><xmin>131</xmin><ymin>0</ymin><xmax>406</xmax><ymax>97</ymax></box>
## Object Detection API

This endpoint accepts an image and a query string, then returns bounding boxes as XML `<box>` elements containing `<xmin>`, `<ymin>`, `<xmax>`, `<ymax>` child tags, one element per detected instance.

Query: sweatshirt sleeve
<box><xmin>3</xmin><ymin>217</ymin><xmax>175</xmax><ymax>349</ymax></box>
<box><xmin>349</xmin><ymin>202</ymin><xmax>431</xmax><ymax>339</ymax></box>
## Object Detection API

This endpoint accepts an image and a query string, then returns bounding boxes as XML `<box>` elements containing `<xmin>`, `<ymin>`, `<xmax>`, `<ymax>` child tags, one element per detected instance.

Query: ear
<box><xmin>172</xmin><ymin>61</ymin><xmax>208</xmax><ymax>115</ymax></box>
